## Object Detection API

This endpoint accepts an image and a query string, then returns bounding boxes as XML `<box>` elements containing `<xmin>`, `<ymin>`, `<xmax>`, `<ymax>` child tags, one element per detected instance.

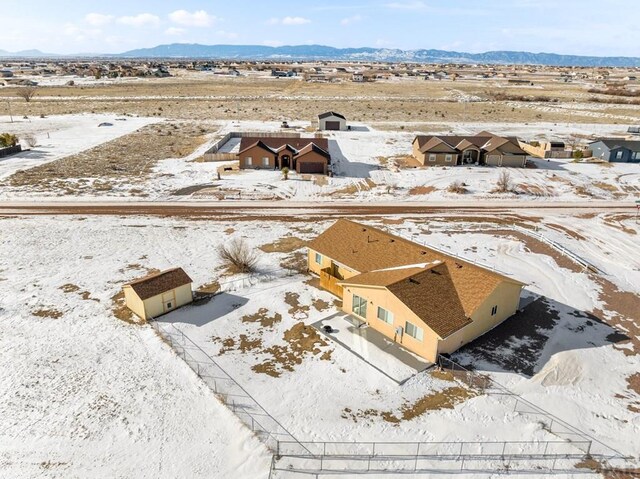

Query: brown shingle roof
<box><xmin>239</xmin><ymin>137</ymin><xmax>328</xmax><ymax>153</ymax></box>
<box><xmin>308</xmin><ymin>219</ymin><xmax>524</xmax><ymax>319</ymax></box>
<box><xmin>126</xmin><ymin>268</ymin><xmax>192</xmax><ymax>300</ymax></box>
<box><xmin>340</xmin><ymin>263</ymin><xmax>472</xmax><ymax>338</ymax></box>
<box><xmin>413</xmin><ymin>132</ymin><xmax>526</xmax><ymax>156</ymax></box>
<box><xmin>387</xmin><ymin>263</ymin><xmax>471</xmax><ymax>338</ymax></box>
<box><xmin>339</xmin><ymin>265</ymin><xmax>431</xmax><ymax>287</ymax></box>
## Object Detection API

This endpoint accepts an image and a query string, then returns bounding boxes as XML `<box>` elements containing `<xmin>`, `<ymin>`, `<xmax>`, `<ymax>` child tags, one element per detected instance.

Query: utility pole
<box><xmin>6</xmin><ymin>100</ymin><xmax>13</xmax><ymax>123</ymax></box>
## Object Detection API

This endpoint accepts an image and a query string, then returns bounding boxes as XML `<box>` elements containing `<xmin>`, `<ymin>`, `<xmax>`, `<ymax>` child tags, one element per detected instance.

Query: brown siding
<box><xmin>239</xmin><ymin>145</ymin><xmax>277</xmax><ymax>170</ymax></box>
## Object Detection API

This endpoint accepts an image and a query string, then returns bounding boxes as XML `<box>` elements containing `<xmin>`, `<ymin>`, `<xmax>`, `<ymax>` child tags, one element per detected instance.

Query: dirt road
<box><xmin>0</xmin><ymin>200</ymin><xmax>635</xmax><ymax>218</ymax></box>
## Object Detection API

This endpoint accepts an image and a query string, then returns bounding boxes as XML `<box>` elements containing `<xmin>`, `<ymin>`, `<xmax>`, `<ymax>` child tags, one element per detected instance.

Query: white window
<box><xmin>615</xmin><ymin>151</ymin><xmax>623</xmax><ymax>159</ymax></box>
<box><xmin>429</xmin><ymin>154</ymin><xmax>436</xmax><ymax>162</ymax></box>
<box><xmin>445</xmin><ymin>154</ymin><xmax>453</xmax><ymax>162</ymax></box>
<box><xmin>633</xmin><ymin>151</ymin><xmax>640</xmax><ymax>160</ymax></box>
<box><xmin>405</xmin><ymin>321</ymin><xmax>424</xmax><ymax>341</ymax></box>
<box><xmin>245</xmin><ymin>156</ymin><xmax>253</xmax><ymax>166</ymax></box>
<box><xmin>262</xmin><ymin>157</ymin><xmax>270</xmax><ymax>166</ymax></box>
<box><xmin>377</xmin><ymin>307</ymin><xmax>394</xmax><ymax>325</ymax></box>
<box><xmin>315</xmin><ymin>253</ymin><xmax>322</xmax><ymax>264</ymax></box>
<box><xmin>491</xmin><ymin>305</ymin><xmax>498</xmax><ymax>316</ymax></box>
<box><xmin>352</xmin><ymin>294</ymin><xmax>367</xmax><ymax>318</ymax></box>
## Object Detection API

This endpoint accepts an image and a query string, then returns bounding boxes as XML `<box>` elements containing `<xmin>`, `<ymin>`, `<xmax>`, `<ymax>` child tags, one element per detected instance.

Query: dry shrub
<box><xmin>493</xmin><ymin>170</ymin><xmax>514</xmax><ymax>193</ymax></box>
<box><xmin>17</xmin><ymin>87</ymin><xmax>38</xmax><ymax>102</ymax></box>
<box><xmin>447</xmin><ymin>180</ymin><xmax>467</xmax><ymax>194</ymax></box>
<box><xmin>22</xmin><ymin>134</ymin><xmax>37</xmax><ymax>148</ymax></box>
<box><xmin>217</xmin><ymin>237</ymin><xmax>260</xmax><ymax>274</ymax></box>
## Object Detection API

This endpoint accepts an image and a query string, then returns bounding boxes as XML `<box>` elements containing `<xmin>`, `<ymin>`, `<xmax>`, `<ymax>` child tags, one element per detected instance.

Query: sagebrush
<box><xmin>217</xmin><ymin>237</ymin><xmax>260</xmax><ymax>274</ymax></box>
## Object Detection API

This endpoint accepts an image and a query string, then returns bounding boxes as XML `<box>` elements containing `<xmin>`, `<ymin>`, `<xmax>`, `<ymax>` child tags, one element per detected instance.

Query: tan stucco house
<box><xmin>123</xmin><ymin>268</ymin><xmax>193</xmax><ymax>321</ymax></box>
<box><xmin>412</xmin><ymin>131</ymin><xmax>528</xmax><ymax>167</ymax></box>
<box><xmin>238</xmin><ymin>137</ymin><xmax>331</xmax><ymax>175</ymax></box>
<box><xmin>307</xmin><ymin>220</ymin><xmax>525</xmax><ymax>362</ymax></box>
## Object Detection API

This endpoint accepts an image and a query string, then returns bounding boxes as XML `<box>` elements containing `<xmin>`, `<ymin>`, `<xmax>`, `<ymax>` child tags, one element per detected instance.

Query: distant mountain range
<box><xmin>2</xmin><ymin>43</ymin><xmax>640</xmax><ymax>67</ymax></box>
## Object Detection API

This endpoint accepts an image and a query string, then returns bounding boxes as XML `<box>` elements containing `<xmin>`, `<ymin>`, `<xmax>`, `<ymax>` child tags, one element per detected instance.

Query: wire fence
<box><xmin>149</xmin><ymin>320</ymin><xmax>308</xmax><ymax>454</ymax></box>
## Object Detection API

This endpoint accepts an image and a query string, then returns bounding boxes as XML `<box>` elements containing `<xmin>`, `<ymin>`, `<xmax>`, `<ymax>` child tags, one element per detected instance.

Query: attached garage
<box><xmin>294</xmin><ymin>143</ymin><xmax>331</xmax><ymax>175</ymax></box>
<box><xmin>298</xmin><ymin>160</ymin><xmax>326</xmax><ymax>174</ymax></box>
<box><xmin>318</xmin><ymin>111</ymin><xmax>347</xmax><ymax>131</ymax></box>
<box><xmin>123</xmin><ymin>267</ymin><xmax>193</xmax><ymax>321</ymax></box>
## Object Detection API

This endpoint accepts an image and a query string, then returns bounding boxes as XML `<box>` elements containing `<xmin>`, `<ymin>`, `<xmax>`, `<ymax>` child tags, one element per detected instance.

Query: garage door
<box><xmin>299</xmin><ymin>162</ymin><xmax>325</xmax><ymax>174</ymax></box>
<box><xmin>325</xmin><ymin>121</ymin><xmax>341</xmax><ymax>131</ymax></box>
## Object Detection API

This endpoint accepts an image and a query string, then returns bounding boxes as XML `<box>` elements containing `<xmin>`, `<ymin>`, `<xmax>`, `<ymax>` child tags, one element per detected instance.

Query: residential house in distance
<box><xmin>352</xmin><ymin>72</ymin><xmax>365</xmax><ymax>82</ymax></box>
<box><xmin>318</xmin><ymin>111</ymin><xmax>348</xmax><ymax>131</ymax></box>
<box><xmin>123</xmin><ymin>268</ymin><xmax>193</xmax><ymax>321</ymax></box>
<box><xmin>307</xmin><ymin>220</ymin><xmax>525</xmax><ymax>362</ymax></box>
<box><xmin>412</xmin><ymin>132</ymin><xmax>529</xmax><ymax>167</ymax></box>
<box><xmin>588</xmin><ymin>139</ymin><xmax>640</xmax><ymax>163</ymax></box>
<box><xmin>238</xmin><ymin>136</ymin><xmax>331</xmax><ymax>174</ymax></box>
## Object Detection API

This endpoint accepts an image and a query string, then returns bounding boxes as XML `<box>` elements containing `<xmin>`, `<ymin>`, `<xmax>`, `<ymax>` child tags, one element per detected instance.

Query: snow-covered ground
<box><xmin>1</xmin><ymin>213</ymin><xmax>637</xmax><ymax>477</ymax></box>
<box><xmin>0</xmin><ymin>114</ymin><xmax>159</xmax><ymax>181</ymax></box>
<box><xmin>0</xmin><ymin>116</ymin><xmax>637</xmax><ymax>201</ymax></box>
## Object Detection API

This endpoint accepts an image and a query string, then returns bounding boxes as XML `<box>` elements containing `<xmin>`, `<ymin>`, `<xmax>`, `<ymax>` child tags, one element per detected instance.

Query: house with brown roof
<box><xmin>307</xmin><ymin>220</ymin><xmax>525</xmax><ymax>362</ymax></box>
<box><xmin>238</xmin><ymin>136</ymin><xmax>331</xmax><ymax>175</ymax></box>
<box><xmin>123</xmin><ymin>268</ymin><xmax>193</xmax><ymax>320</ymax></box>
<box><xmin>412</xmin><ymin>132</ymin><xmax>528</xmax><ymax>167</ymax></box>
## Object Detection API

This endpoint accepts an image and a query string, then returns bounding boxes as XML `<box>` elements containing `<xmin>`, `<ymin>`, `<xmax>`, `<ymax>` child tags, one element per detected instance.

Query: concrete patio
<box><xmin>313</xmin><ymin>312</ymin><xmax>432</xmax><ymax>384</ymax></box>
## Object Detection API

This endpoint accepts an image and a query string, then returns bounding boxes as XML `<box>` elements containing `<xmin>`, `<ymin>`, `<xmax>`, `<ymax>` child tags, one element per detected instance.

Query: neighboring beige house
<box><xmin>123</xmin><ymin>268</ymin><xmax>193</xmax><ymax>320</ymax></box>
<box><xmin>412</xmin><ymin>131</ymin><xmax>528</xmax><ymax>167</ymax></box>
<box><xmin>307</xmin><ymin>220</ymin><xmax>525</xmax><ymax>362</ymax></box>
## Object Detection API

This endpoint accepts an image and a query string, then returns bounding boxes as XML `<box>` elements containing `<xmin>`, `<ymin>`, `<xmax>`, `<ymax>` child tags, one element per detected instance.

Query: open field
<box><xmin>2</xmin><ymin>74</ymin><xmax>640</xmax><ymax>125</ymax></box>
<box><xmin>1</xmin><ymin>210</ymin><xmax>639</xmax><ymax>477</ymax></box>
<box><xmin>0</xmin><ymin>116</ymin><xmax>637</xmax><ymax>201</ymax></box>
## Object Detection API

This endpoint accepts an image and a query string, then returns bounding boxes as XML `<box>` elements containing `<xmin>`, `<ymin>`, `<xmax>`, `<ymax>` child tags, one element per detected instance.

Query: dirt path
<box><xmin>0</xmin><ymin>200</ymin><xmax>634</xmax><ymax>218</ymax></box>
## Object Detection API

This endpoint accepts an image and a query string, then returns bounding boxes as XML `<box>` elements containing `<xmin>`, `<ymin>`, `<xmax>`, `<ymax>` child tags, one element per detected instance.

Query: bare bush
<box><xmin>217</xmin><ymin>237</ymin><xmax>260</xmax><ymax>274</ymax></box>
<box><xmin>493</xmin><ymin>170</ymin><xmax>514</xmax><ymax>193</ymax></box>
<box><xmin>16</xmin><ymin>87</ymin><xmax>38</xmax><ymax>102</ymax></box>
<box><xmin>22</xmin><ymin>134</ymin><xmax>37</xmax><ymax>148</ymax></box>
<box><xmin>447</xmin><ymin>180</ymin><xmax>467</xmax><ymax>194</ymax></box>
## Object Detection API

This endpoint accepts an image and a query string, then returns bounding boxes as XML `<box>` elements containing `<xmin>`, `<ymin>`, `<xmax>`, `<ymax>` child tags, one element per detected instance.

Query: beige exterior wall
<box><xmin>125</xmin><ymin>283</ymin><xmax>193</xmax><ymax>321</ymax></box>
<box><xmin>123</xmin><ymin>285</ymin><xmax>145</xmax><ymax>320</ymax></box>
<box><xmin>341</xmin><ymin>285</ymin><xmax>440</xmax><ymax>362</ymax></box>
<box><xmin>412</xmin><ymin>141</ymin><xmax>427</xmax><ymax>164</ymax></box>
<box><xmin>307</xmin><ymin>248</ymin><xmax>358</xmax><ymax>280</ymax></box>
<box><xmin>438</xmin><ymin>281</ymin><xmax>522</xmax><ymax>355</ymax></box>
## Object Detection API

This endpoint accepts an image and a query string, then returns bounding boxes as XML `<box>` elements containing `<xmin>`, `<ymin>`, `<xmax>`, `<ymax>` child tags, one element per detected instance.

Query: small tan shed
<box><xmin>123</xmin><ymin>268</ymin><xmax>193</xmax><ymax>321</ymax></box>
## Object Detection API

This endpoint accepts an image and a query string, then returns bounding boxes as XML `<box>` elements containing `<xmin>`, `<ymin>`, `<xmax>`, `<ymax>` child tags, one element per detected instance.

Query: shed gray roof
<box><xmin>318</xmin><ymin>111</ymin><xmax>346</xmax><ymax>120</ymax></box>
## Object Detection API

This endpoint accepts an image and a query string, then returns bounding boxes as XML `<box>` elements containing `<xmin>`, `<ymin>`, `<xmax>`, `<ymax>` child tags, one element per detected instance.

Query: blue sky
<box><xmin>2</xmin><ymin>0</ymin><xmax>639</xmax><ymax>56</ymax></box>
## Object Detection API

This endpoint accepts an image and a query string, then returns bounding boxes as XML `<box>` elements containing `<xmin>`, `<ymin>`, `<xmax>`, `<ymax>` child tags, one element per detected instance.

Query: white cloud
<box><xmin>165</xmin><ymin>27</ymin><xmax>185</xmax><ymax>36</ymax></box>
<box><xmin>117</xmin><ymin>13</ymin><xmax>161</xmax><ymax>28</ymax></box>
<box><xmin>168</xmin><ymin>10</ymin><xmax>216</xmax><ymax>27</ymax></box>
<box><xmin>268</xmin><ymin>16</ymin><xmax>311</xmax><ymax>25</ymax></box>
<box><xmin>385</xmin><ymin>1</ymin><xmax>427</xmax><ymax>9</ymax></box>
<box><xmin>340</xmin><ymin>15</ymin><xmax>362</xmax><ymax>26</ymax></box>
<box><xmin>84</xmin><ymin>13</ymin><xmax>114</xmax><ymax>27</ymax></box>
